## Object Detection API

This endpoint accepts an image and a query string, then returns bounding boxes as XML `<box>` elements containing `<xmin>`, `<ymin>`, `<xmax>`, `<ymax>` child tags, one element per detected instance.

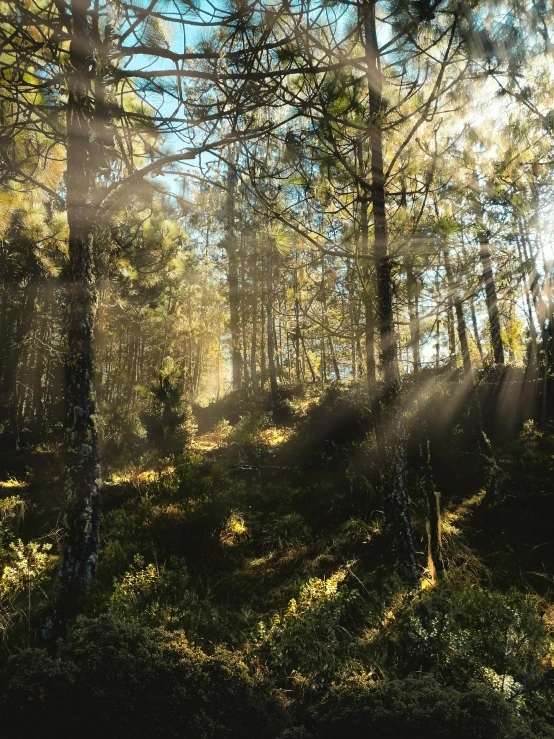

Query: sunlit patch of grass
<box><xmin>35</xmin><ymin>442</ymin><xmax>61</xmax><ymax>453</ymax></box>
<box><xmin>191</xmin><ymin>419</ymin><xmax>232</xmax><ymax>452</ymax></box>
<box><xmin>220</xmin><ymin>511</ymin><xmax>249</xmax><ymax>547</ymax></box>
<box><xmin>288</xmin><ymin>393</ymin><xmax>319</xmax><ymax>417</ymax></box>
<box><xmin>105</xmin><ymin>465</ymin><xmax>175</xmax><ymax>487</ymax></box>
<box><xmin>0</xmin><ymin>477</ymin><xmax>28</xmax><ymax>489</ymax></box>
<box><xmin>191</xmin><ymin>433</ymin><xmax>222</xmax><ymax>452</ymax></box>
<box><xmin>260</xmin><ymin>426</ymin><xmax>293</xmax><ymax>448</ymax></box>
<box><xmin>244</xmin><ymin>554</ymin><xmax>274</xmax><ymax>570</ymax></box>
<box><xmin>442</xmin><ymin>490</ymin><xmax>486</xmax><ymax>538</ymax></box>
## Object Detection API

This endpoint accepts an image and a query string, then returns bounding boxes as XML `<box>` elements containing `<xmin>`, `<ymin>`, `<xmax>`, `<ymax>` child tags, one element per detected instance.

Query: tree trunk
<box><xmin>329</xmin><ymin>335</ymin><xmax>341</xmax><ymax>381</ymax></box>
<box><xmin>251</xmin><ymin>246</ymin><xmax>258</xmax><ymax>395</ymax></box>
<box><xmin>406</xmin><ymin>260</ymin><xmax>421</xmax><ymax>374</ymax></box>
<box><xmin>475</xmin><ymin>198</ymin><xmax>504</xmax><ymax>364</ymax></box>
<box><xmin>53</xmin><ymin>0</ymin><xmax>102</xmax><ymax>636</ymax></box>
<box><xmin>444</xmin><ymin>249</ymin><xmax>472</xmax><ymax>376</ymax></box>
<box><xmin>421</xmin><ymin>438</ymin><xmax>445</xmax><ymax>580</ymax></box>
<box><xmin>470</xmin><ymin>296</ymin><xmax>484</xmax><ymax>361</ymax></box>
<box><xmin>224</xmin><ymin>148</ymin><xmax>242</xmax><ymax>388</ymax></box>
<box><xmin>363</xmin><ymin>0</ymin><xmax>419</xmax><ymax>585</ymax></box>
<box><xmin>267</xmin><ymin>245</ymin><xmax>279</xmax><ymax>409</ymax></box>
<box><xmin>356</xmin><ymin>144</ymin><xmax>377</xmax><ymax>390</ymax></box>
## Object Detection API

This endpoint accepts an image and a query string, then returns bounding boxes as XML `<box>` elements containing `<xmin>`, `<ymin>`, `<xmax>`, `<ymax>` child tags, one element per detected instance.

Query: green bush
<box><xmin>0</xmin><ymin>615</ymin><xmax>287</xmax><ymax>738</ymax></box>
<box><xmin>383</xmin><ymin>584</ymin><xmax>553</xmax><ymax>690</ymax></box>
<box><xmin>254</xmin><ymin>571</ymin><xmax>359</xmax><ymax>684</ymax></box>
<box><xmin>313</xmin><ymin>674</ymin><xmax>553</xmax><ymax>739</ymax></box>
<box><xmin>140</xmin><ymin>370</ymin><xmax>190</xmax><ymax>460</ymax></box>
<box><xmin>225</xmin><ymin>412</ymin><xmax>271</xmax><ymax>463</ymax></box>
<box><xmin>108</xmin><ymin>555</ymin><xmax>221</xmax><ymax>639</ymax></box>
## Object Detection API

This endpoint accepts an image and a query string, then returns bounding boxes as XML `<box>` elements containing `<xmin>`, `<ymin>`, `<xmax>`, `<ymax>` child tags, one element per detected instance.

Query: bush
<box><xmin>108</xmin><ymin>555</ymin><xmax>221</xmax><ymax>639</ymax></box>
<box><xmin>383</xmin><ymin>584</ymin><xmax>553</xmax><ymax>690</ymax></box>
<box><xmin>253</xmin><ymin>571</ymin><xmax>359</xmax><ymax>684</ymax></box>
<box><xmin>0</xmin><ymin>615</ymin><xmax>287</xmax><ymax>738</ymax></box>
<box><xmin>313</xmin><ymin>674</ymin><xmax>553</xmax><ymax>739</ymax></box>
<box><xmin>140</xmin><ymin>369</ymin><xmax>190</xmax><ymax>460</ymax></box>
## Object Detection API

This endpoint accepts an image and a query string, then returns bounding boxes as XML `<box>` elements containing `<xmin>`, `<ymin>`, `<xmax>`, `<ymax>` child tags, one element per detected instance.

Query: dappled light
<box><xmin>1</xmin><ymin>0</ymin><xmax>554</xmax><ymax>736</ymax></box>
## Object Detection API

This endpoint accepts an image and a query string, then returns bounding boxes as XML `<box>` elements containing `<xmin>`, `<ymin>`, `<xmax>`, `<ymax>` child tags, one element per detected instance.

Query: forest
<box><xmin>0</xmin><ymin>0</ymin><xmax>554</xmax><ymax>736</ymax></box>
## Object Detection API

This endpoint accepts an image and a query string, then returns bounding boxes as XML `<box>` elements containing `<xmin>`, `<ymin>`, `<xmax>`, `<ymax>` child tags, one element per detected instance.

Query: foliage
<box><xmin>313</xmin><ymin>674</ymin><xmax>554</xmax><ymax>739</ymax></box>
<box><xmin>0</xmin><ymin>615</ymin><xmax>288</xmax><ymax>738</ymax></box>
<box><xmin>140</xmin><ymin>367</ymin><xmax>191</xmax><ymax>460</ymax></box>
<box><xmin>109</xmin><ymin>555</ymin><xmax>221</xmax><ymax>638</ymax></box>
<box><xmin>225</xmin><ymin>412</ymin><xmax>273</xmax><ymax>463</ymax></box>
<box><xmin>253</xmin><ymin>570</ymin><xmax>360</xmax><ymax>684</ymax></box>
<box><xmin>381</xmin><ymin>583</ymin><xmax>554</xmax><ymax>702</ymax></box>
<box><xmin>0</xmin><ymin>496</ymin><xmax>54</xmax><ymax>651</ymax></box>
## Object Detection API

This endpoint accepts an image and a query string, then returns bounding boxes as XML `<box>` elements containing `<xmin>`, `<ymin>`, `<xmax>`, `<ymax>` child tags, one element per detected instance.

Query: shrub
<box><xmin>383</xmin><ymin>584</ymin><xmax>553</xmax><ymax>691</ymax></box>
<box><xmin>253</xmin><ymin>571</ymin><xmax>359</xmax><ymax>684</ymax></box>
<box><xmin>313</xmin><ymin>674</ymin><xmax>553</xmax><ymax>739</ymax></box>
<box><xmin>108</xmin><ymin>555</ymin><xmax>221</xmax><ymax>639</ymax></box>
<box><xmin>0</xmin><ymin>615</ymin><xmax>287</xmax><ymax>738</ymax></box>
<box><xmin>225</xmin><ymin>412</ymin><xmax>272</xmax><ymax>463</ymax></box>
<box><xmin>140</xmin><ymin>370</ymin><xmax>190</xmax><ymax>460</ymax></box>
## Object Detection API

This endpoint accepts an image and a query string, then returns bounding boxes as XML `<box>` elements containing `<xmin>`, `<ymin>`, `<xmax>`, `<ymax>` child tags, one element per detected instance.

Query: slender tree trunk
<box><xmin>421</xmin><ymin>438</ymin><xmax>445</xmax><ymax>579</ymax></box>
<box><xmin>224</xmin><ymin>148</ymin><xmax>242</xmax><ymax>388</ymax></box>
<box><xmin>475</xmin><ymin>198</ymin><xmax>504</xmax><ymax>364</ymax></box>
<box><xmin>444</xmin><ymin>249</ymin><xmax>472</xmax><ymax>376</ymax></box>
<box><xmin>260</xmin><ymin>261</ymin><xmax>266</xmax><ymax>387</ymax></box>
<box><xmin>192</xmin><ymin>339</ymin><xmax>202</xmax><ymax>396</ymax></box>
<box><xmin>251</xmin><ymin>247</ymin><xmax>258</xmax><ymax>395</ymax></box>
<box><xmin>447</xmin><ymin>296</ymin><xmax>456</xmax><ymax>364</ymax></box>
<box><xmin>356</xmin><ymin>144</ymin><xmax>377</xmax><ymax>390</ymax></box>
<box><xmin>470</xmin><ymin>296</ymin><xmax>484</xmax><ymax>361</ymax></box>
<box><xmin>53</xmin><ymin>0</ymin><xmax>102</xmax><ymax>637</ymax></box>
<box><xmin>295</xmin><ymin>299</ymin><xmax>302</xmax><ymax>382</ymax></box>
<box><xmin>406</xmin><ymin>260</ymin><xmax>421</xmax><ymax>374</ymax></box>
<box><xmin>267</xmin><ymin>245</ymin><xmax>279</xmax><ymax>409</ymax></box>
<box><xmin>363</xmin><ymin>0</ymin><xmax>418</xmax><ymax>585</ymax></box>
<box><xmin>329</xmin><ymin>336</ymin><xmax>341</xmax><ymax>381</ymax></box>
<box><xmin>301</xmin><ymin>333</ymin><xmax>316</xmax><ymax>383</ymax></box>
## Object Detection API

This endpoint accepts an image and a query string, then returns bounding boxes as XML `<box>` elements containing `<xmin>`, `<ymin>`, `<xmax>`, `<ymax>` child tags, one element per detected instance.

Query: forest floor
<box><xmin>2</xmin><ymin>382</ymin><xmax>554</xmax><ymax>737</ymax></box>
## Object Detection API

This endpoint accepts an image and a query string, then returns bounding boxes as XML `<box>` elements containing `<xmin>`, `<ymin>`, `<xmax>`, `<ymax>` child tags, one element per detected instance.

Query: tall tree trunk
<box><xmin>53</xmin><ymin>0</ymin><xmax>101</xmax><ymax>636</ymax></box>
<box><xmin>267</xmin><ymin>244</ymin><xmax>279</xmax><ymax>409</ymax></box>
<box><xmin>406</xmin><ymin>259</ymin><xmax>421</xmax><ymax>374</ymax></box>
<box><xmin>444</xmin><ymin>248</ymin><xmax>472</xmax><ymax>376</ymax></box>
<box><xmin>475</xmin><ymin>197</ymin><xmax>504</xmax><ymax>364</ymax></box>
<box><xmin>240</xmin><ymin>238</ymin><xmax>250</xmax><ymax>389</ymax></box>
<box><xmin>421</xmin><ymin>438</ymin><xmax>445</xmax><ymax>580</ymax></box>
<box><xmin>251</xmin><ymin>246</ymin><xmax>258</xmax><ymax>395</ymax></box>
<box><xmin>447</xmin><ymin>295</ymin><xmax>456</xmax><ymax>364</ymax></box>
<box><xmin>356</xmin><ymin>144</ymin><xmax>376</xmax><ymax>390</ymax></box>
<box><xmin>363</xmin><ymin>0</ymin><xmax>419</xmax><ymax>585</ymax></box>
<box><xmin>224</xmin><ymin>148</ymin><xmax>242</xmax><ymax>389</ymax></box>
<box><xmin>329</xmin><ymin>335</ymin><xmax>341</xmax><ymax>381</ymax></box>
<box><xmin>470</xmin><ymin>296</ymin><xmax>484</xmax><ymax>361</ymax></box>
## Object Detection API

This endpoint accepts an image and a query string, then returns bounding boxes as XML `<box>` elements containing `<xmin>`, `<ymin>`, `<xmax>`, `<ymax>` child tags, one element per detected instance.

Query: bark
<box><xmin>356</xmin><ymin>143</ymin><xmax>376</xmax><ymax>389</ymax></box>
<box><xmin>362</xmin><ymin>0</ymin><xmax>419</xmax><ymax>585</ymax></box>
<box><xmin>443</xmin><ymin>248</ymin><xmax>472</xmax><ymax>376</ymax></box>
<box><xmin>421</xmin><ymin>438</ymin><xmax>445</xmax><ymax>579</ymax></box>
<box><xmin>224</xmin><ymin>149</ymin><xmax>242</xmax><ymax>388</ymax></box>
<box><xmin>240</xmin><ymin>238</ymin><xmax>250</xmax><ymax>389</ymax></box>
<box><xmin>52</xmin><ymin>0</ymin><xmax>101</xmax><ymax>636</ymax></box>
<box><xmin>470</xmin><ymin>296</ymin><xmax>484</xmax><ymax>361</ymax></box>
<box><xmin>475</xmin><ymin>198</ymin><xmax>504</xmax><ymax>364</ymax></box>
<box><xmin>251</xmin><ymin>247</ymin><xmax>258</xmax><ymax>395</ymax></box>
<box><xmin>294</xmin><ymin>298</ymin><xmax>302</xmax><ymax>382</ymax></box>
<box><xmin>329</xmin><ymin>336</ymin><xmax>341</xmax><ymax>381</ymax></box>
<box><xmin>406</xmin><ymin>260</ymin><xmax>421</xmax><ymax>374</ymax></box>
<box><xmin>266</xmin><ymin>245</ymin><xmax>279</xmax><ymax>409</ymax></box>
<box><xmin>447</xmin><ymin>296</ymin><xmax>456</xmax><ymax>364</ymax></box>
